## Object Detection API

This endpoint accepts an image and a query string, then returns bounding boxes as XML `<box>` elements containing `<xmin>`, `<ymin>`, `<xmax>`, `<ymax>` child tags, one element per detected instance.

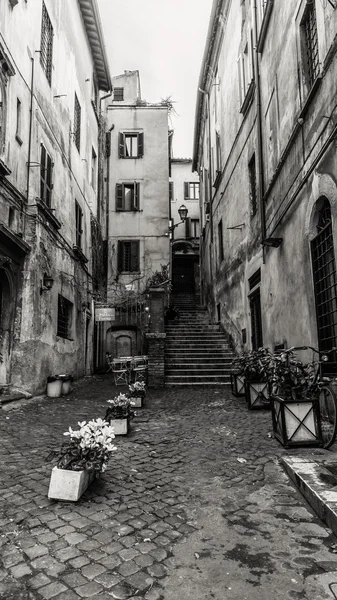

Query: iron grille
<box><xmin>303</xmin><ymin>2</ymin><xmax>319</xmax><ymax>89</ymax></box>
<box><xmin>57</xmin><ymin>295</ymin><xmax>72</xmax><ymax>339</ymax></box>
<box><xmin>250</xmin><ymin>289</ymin><xmax>263</xmax><ymax>350</ymax></box>
<box><xmin>74</xmin><ymin>94</ymin><xmax>81</xmax><ymax>152</ymax></box>
<box><xmin>40</xmin><ymin>2</ymin><xmax>53</xmax><ymax>85</ymax></box>
<box><xmin>311</xmin><ymin>202</ymin><xmax>337</xmax><ymax>369</ymax></box>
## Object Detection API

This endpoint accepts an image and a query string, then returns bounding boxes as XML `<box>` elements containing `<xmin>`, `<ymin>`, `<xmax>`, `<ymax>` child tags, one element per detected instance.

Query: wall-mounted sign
<box><xmin>95</xmin><ymin>307</ymin><xmax>116</xmax><ymax>322</ymax></box>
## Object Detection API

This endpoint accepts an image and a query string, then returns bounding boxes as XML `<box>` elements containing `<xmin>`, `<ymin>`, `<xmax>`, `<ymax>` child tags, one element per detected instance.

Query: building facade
<box><xmin>170</xmin><ymin>158</ymin><xmax>200</xmax><ymax>295</ymax></box>
<box><xmin>193</xmin><ymin>0</ymin><xmax>337</xmax><ymax>361</ymax></box>
<box><xmin>95</xmin><ymin>71</ymin><xmax>170</xmax><ymax>364</ymax></box>
<box><xmin>0</xmin><ymin>0</ymin><xmax>110</xmax><ymax>394</ymax></box>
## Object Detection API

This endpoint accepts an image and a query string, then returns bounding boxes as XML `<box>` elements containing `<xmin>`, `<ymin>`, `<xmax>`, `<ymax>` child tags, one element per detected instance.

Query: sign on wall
<box><xmin>95</xmin><ymin>307</ymin><xmax>116</xmax><ymax>322</ymax></box>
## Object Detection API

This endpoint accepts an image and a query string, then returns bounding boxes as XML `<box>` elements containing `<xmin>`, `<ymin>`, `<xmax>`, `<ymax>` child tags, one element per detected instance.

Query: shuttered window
<box><xmin>40</xmin><ymin>2</ymin><xmax>53</xmax><ymax>85</ymax></box>
<box><xmin>118</xmin><ymin>132</ymin><xmax>144</xmax><ymax>158</ymax></box>
<box><xmin>114</xmin><ymin>87</ymin><xmax>124</xmax><ymax>101</ymax></box>
<box><xmin>117</xmin><ymin>241</ymin><xmax>140</xmax><ymax>273</ymax></box>
<box><xmin>184</xmin><ymin>182</ymin><xmax>200</xmax><ymax>200</ymax></box>
<box><xmin>169</xmin><ymin>182</ymin><xmax>174</xmax><ymax>202</ymax></box>
<box><xmin>40</xmin><ymin>144</ymin><xmax>53</xmax><ymax>207</ymax></box>
<box><xmin>75</xmin><ymin>201</ymin><xmax>83</xmax><ymax>248</ymax></box>
<box><xmin>116</xmin><ymin>183</ymin><xmax>140</xmax><ymax>211</ymax></box>
<box><xmin>74</xmin><ymin>93</ymin><xmax>81</xmax><ymax>152</ymax></box>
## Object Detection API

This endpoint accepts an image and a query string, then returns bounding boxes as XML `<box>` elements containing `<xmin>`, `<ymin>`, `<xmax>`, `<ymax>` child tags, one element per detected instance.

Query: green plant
<box><xmin>56</xmin><ymin>419</ymin><xmax>117</xmax><ymax>472</ymax></box>
<box><xmin>271</xmin><ymin>351</ymin><xmax>315</xmax><ymax>399</ymax></box>
<box><xmin>105</xmin><ymin>393</ymin><xmax>134</xmax><ymax>420</ymax></box>
<box><xmin>232</xmin><ymin>348</ymin><xmax>273</xmax><ymax>381</ymax></box>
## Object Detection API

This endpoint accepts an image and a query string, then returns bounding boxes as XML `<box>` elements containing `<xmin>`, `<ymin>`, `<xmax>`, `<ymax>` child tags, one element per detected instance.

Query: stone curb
<box><xmin>281</xmin><ymin>456</ymin><xmax>337</xmax><ymax>536</ymax></box>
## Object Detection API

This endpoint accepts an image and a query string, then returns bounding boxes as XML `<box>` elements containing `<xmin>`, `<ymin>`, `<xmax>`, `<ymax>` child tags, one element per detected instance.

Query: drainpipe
<box><xmin>199</xmin><ymin>88</ymin><xmax>214</xmax><ymax>306</ymax></box>
<box><xmin>252</xmin><ymin>0</ymin><xmax>266</xmax><ymax>255</ymax></box>
<box><xmin>26</xmin><ymin>57</ymin><xmax>34</xmax><ymax>205</ymax></box>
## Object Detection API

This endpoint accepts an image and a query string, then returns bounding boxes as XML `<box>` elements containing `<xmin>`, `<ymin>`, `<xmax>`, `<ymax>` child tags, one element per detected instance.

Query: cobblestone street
<box><xmin>1</xmin><ymin>377</ymin><xmax>337</xmax><ymax>600</ymax></box>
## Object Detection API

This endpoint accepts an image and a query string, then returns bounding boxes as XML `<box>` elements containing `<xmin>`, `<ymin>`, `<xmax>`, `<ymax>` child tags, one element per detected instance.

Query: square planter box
<box><xmin>271</xmin><ymin>395</ymin><xmax>323</xmax><ymax>448</ymax></box>
<box><xmin>245</xmin><ymin>380</ymin><xmax>271</xmax><ymax>410</ymax></box>
<box><xmin>131</xmin><ymin>396</ymin><xmax>144</xmax><ymax>408</ymax></box>
<box><xmin>230</xmin><ymin>373</ymin><xmax>245</xmax><ymax>397</ymax></box>
<box><xmin>108</xmin><ymin>417</ymin><xmax>130</xmax><ymax>435</ymax></box>
<box><xmin>48</xmin><ymin>466</ymin><xmax>96</xmax><ymax>501</ymax></box>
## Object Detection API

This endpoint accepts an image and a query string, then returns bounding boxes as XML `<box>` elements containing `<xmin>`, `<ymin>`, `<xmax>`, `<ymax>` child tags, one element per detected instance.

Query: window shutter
<box><xmin>184</xmin><ymin>182</ymin><xmax>189</xmax><ymax>199</ymax></box>
<box><xmin>132</xmin><ymin>182</ymin><xmax>139</xmax><ymax>210</ymax></box>
<box><xmin>116</xmin><ymin>184</ymin><xmax>123</xmax><ymax>211</ymax></box>
<box><xmin>130</xmin><ymin>241</ymin><xmax>139</xmax><ymax>272</ymax></box>
<box><xmin>169</xmin><ymin>182</ymin><xmax>174</xmax><ymax>202</ymax></box>
<box><xmin>248</xmin><ymin>29</ymin><xmax>254</xmax><ymax>83</ymax></box>
<box><xmin>237</xmin><ymin>54</ymin><xmax>244</xmax><ymax>104</ymax></box>
<box><xmin>40</xmin><ymin>144</ymin><xmax>46</xmax><ymax>201</ymax></box>
<box><xmin>117</xmin><ymin>240</ymin><xmax>123</xmax><ymax>272</ymax></box>
<box><xmin>185</xmin><ymin>217</ymin><xmax>191</xmax><ymax>238</ymax></box>
<box><xmin>138</xmin><ymin>132</ymin><xmax>144</xmax><ymax>157</ymax></box>
<box><xmin>118</xmin><ymin>132</ymin><xmax>125</xmax><ymax>158</ymax></box>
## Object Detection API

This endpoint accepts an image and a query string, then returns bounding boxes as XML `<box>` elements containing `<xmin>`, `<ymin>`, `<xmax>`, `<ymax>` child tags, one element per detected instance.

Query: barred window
<box><xmin>57</xmin><ymin>295</ymin><xmax>73</xmax><ymax>339</ymax></box>
<box><xmin>74</xmin><ymin>93</ymin><xmax>81</xmax><ymax>152</ymax></box>
<box><xmin>117</xmin><ymin>241</ymin><xmax>140</xmax><ymax>273</ymax></box>
<box><xmin>40</xmin><ymin>2</ymin><xmax>53</xmax><ymax>85</ymax></box>
<box><xmin>301</xmin><ymin>2</ymin><xmax>319</xmax><ymax>89</ymax></box>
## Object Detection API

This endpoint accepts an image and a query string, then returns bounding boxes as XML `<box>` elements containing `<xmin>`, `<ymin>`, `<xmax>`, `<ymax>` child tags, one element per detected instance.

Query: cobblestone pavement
<box><xmin>1</xmin><ymin>376</ymin><xmax>337</xmax><ymax>599</ymax></box>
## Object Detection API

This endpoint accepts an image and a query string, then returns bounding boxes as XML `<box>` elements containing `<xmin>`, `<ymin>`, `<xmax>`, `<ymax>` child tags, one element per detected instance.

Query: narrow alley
<box><xmin>1</xmin><ymin>379</ymin><xmax>337</xmax><ymax>600</ymax></box>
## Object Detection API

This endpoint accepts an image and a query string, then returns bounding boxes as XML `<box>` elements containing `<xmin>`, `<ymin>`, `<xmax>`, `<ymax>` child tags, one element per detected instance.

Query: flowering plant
<box><xmin>107</xmin><ymin>393</ymin><xmax>131</xmax><ymax>408</ymax></box>
<box><xmin>56</xmin><ymin>419</ymin><xmax>117</xmax><ymax>472</ymax></box>
<box><xmin>105</xmin><ymin>393</ymin><xmax>134</xmax><ymax>420</ymax></box>
<box><xmin>129</xmin><ymin>381</ymin><xmax>146</xmax><ymax>398</ymax></box>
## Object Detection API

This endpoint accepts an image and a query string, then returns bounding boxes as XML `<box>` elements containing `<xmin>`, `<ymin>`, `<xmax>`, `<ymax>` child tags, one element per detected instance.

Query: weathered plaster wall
<box><xmin>1</xmin><ymin>0</ymin><xmax>105</xmax><ymax>393</ymax></box>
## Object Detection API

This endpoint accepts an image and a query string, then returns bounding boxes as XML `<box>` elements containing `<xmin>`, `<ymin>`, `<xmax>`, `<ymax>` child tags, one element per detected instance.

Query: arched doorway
<box><xmin>310</xmin><ymin>197</ymin><xmax>337</xmax><ymax>370</ymax></box>
<box><xmin>0</xmin><ymin>268</ymin><xmax>12</xmax><ymax>384</ymax></box>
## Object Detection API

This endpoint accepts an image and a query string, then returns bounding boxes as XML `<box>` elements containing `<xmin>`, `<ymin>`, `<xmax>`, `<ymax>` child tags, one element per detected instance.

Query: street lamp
<box><xmin>169</xmin><ymin>205</ymin><xmax>188</xmax><ymax>232</ymax></box>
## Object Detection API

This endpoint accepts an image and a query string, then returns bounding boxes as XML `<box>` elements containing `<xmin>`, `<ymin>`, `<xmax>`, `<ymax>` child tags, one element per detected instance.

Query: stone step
<box><xmin>165</xmin><ymin>358</ymin><xmax>233</xmax><ymax>365</ymax></box>
<box><xmin>165</xmin><ymin>374</ymin><xmax>231</xmax><ymax>383</ymax></box>
<box><xmin>165</xmin><ymin>382</ymin><xmax>231</xmax><ymax>386</ymax></box>
<box><xmin>166</xmin><ymin>334</ymin><xmax>227</xmax><ymax>340</ymax></box>
<box><xmin>166</xmin><ymin>367</ymin><xmax>232</xmax><ymax>375</ymax></box>
<box><xmin>165</xmin><ymin>351</ymin><xmax>234</xmax><ymax>357</ymax></box>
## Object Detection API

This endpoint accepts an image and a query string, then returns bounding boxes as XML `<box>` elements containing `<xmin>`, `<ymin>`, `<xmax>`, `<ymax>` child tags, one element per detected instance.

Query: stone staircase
<box><xmin>165</xmin><ymin>294</ymin><xmax>234</xmax><ymax>386</ymax></box>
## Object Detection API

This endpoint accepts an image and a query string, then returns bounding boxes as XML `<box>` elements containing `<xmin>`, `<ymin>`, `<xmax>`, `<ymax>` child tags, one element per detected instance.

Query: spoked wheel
<box><xmin>317</xmin><ymin>385</ymin><xmax>337</xmax><ymax>449</ymax></box>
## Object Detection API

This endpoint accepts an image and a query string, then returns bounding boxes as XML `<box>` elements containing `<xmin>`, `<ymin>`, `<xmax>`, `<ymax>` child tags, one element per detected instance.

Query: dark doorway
<box><xmin>172</xmin><ymin>256</ymin><xmax>195</xmax><ymax>294</ymax></box>
<box><xmin>250</xmin><ymin>289</ymin><xmax>263</xmax><ymax>350</ymax></box>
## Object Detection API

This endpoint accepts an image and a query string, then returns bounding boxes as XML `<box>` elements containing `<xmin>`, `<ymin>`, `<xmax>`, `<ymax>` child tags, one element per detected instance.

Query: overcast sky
<box><xmin>97</xmin><ymin>0</ymin><xmax>213</xmax><ymax>159</ymax></box>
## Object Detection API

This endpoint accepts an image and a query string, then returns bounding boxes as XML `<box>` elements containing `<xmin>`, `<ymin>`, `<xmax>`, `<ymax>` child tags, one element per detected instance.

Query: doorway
<box><xmin>0</xmin><ymin>268</ymin><xmax>12</xmax><ymax>384</ymax></box>
<box><xmin>172</xmin><ymin>256</ymin><xmax>196</xmax><ymax>294</ymax></box>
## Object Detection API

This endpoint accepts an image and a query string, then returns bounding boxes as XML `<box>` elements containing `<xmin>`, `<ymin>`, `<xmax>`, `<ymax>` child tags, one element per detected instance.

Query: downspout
<box><xmin>26</xmin><ymin>57</ymin><xmax>34</xmax><ymax>205</ymax></box>
<box><xmin>252</xmin><ymin>0</ymin><xmax>266</xmax><ymax>256</ymax></box>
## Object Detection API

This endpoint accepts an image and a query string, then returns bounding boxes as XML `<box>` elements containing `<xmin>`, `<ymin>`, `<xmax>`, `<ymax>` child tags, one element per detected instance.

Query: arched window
<box><xmin>311</xmin><ymin>197</ymin><xmax>337</xmax><ymax>366</ymax></box>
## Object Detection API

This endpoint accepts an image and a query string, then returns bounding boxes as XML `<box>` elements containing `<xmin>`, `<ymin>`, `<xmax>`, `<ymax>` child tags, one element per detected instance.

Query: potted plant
<box><xmin>270</xmin><ymin>351</ymin><xmax>322</xmax><ymax>448</ymax></box>
<box><xmin>105</xmin><ymin>393</ymin><xmax>133</xmax><ymax>435</ymax></box>
<box><xmin>242</xmin><ymin>348</ymin><xmax>274</xmax><ymax>409</ymax></box>
<box><xmin>230</xmin><ymin>355</ymin><xmax>246</xmax><ymax>397</ymax></box>
<box><xmin>48</xmin><ymin>419</ymin><xmax>117</xmax><ymax>501</ymax></box>
<box><xmin>46</xmin><ymin>375</ymin><xmax>63</xmax><ymax>398</ymax></box>
<box><xmin>128</xmin><ymin>381</ymin><xmax>146</xmax><ymax>408</ymax></box>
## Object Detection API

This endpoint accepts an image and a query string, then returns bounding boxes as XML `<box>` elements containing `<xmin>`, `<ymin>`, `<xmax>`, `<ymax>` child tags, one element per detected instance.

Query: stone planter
<box><xmin>245</xmin><ymin>380</ymin><xmax>271</xmax><ymax>410</ymax></box>
<box><xmin>108</xmin><ymin>417</ymin><xmax>130</xmax><ymax>435</ymax></box>
<box><xmin>46</xmin><ymin>379</ymin><xmax>63</xmax><ymax>398</ymax></box>
<box><xmin>48</xmin><ymin>466</ymin><xmax>96</xmax><ymax>501</ymax></box>
<box><xmin>130</xmin><ymin>396</ymin><xmax>145</xmax><ymax>408</ymax></box>
<box><xmin>230</xmin><ymin>372</ymin><xmax>245</xmax><ymax>397</ymax></box>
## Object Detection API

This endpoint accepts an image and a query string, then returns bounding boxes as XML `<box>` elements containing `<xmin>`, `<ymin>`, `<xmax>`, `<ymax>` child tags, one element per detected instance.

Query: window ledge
<box><xmin>15</xmin><ymin>134</ymin><xmax>23</xmax><ymax>146</ymax></box>
<box><xmin>299</xmin><ymin>75</ymin><xmax>322</xmax><ymax>120</ymax></box>
<box><xmin>73</xmin><ymin>245</ymin><xmax>88</xmax><ymax>264</ymax></box>
<box><xmin>37</xmin><ymin>199</ymin><xmax>62</xmax><ymax>230</ymax></box>
<box><xmin>257</xmin><ymin>0</ymin><xmax>274</xmax><ymax>53</ymax></box>
<box><xmin>239</xmin><ymin>80</ymin><xmax>255</xmax><ymax>117</ymax></box>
